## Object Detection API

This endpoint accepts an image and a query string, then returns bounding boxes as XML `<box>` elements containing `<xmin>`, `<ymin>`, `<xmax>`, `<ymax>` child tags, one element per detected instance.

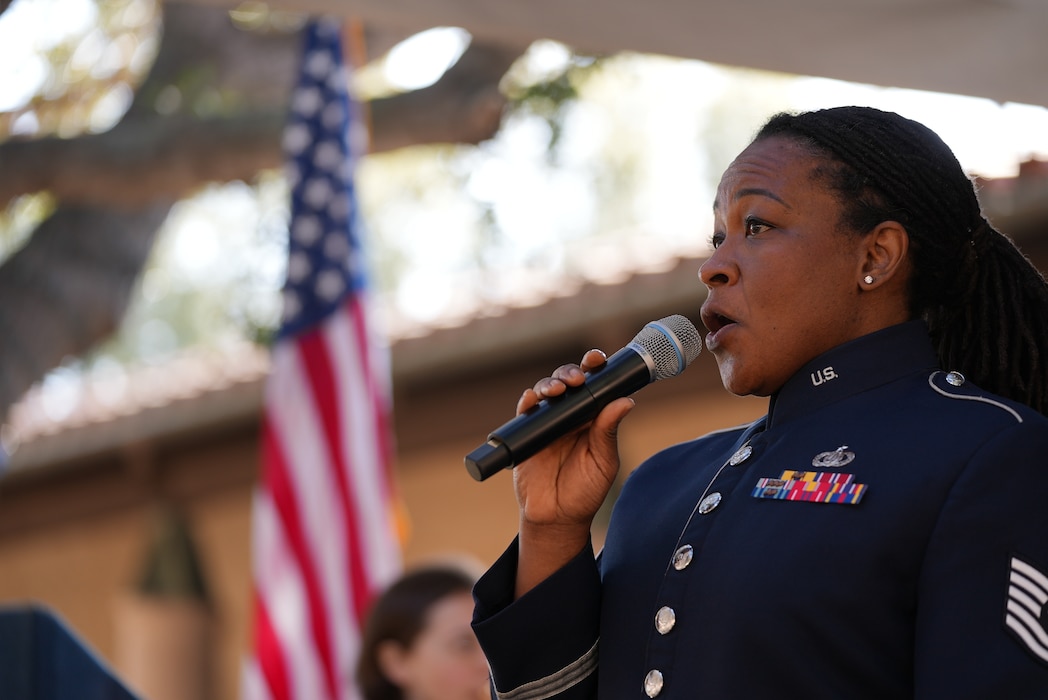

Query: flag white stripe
<box><xmin>240</xmin><ymin>657</ymin><xmax>275</xmax><ymax>700</ymax></box>
<box><xmin>267</xmin><ymin>343</ymin><xmax>355</xmax><ymax>686</ymax></box>
<box><xmin>253</xmin><ymin>491</ymin><xmax>327</xmax><ymax>700</ymax></box>
<box><xmin>327</xmin><ymin>308</ymin><xmax>399</xmax><ymax>587</ymax></box>
<box><xmin>326</xmin><ymin>309</ymin><xmax>380</xmax><ymax>594</ymax></box>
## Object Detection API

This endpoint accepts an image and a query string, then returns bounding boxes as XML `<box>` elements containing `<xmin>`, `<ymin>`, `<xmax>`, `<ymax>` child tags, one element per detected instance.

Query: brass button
<box><xmin>672</xmin><ymin>545</ymin><xmax>693</xmax><ymax>571</ymax></box>
<box><xmin>729</xmin><ymin>444</ymin><xmax>753</xmax><ymax>466</ymax></box>
<box><xmin>698</xmin><ymin>492</ymin><xmax>722</xmax><ymax>515</ymax></box>
<box><xmin>644</xmin><ymin>669</ymin><xmax>664</xmax><ymax>698</ymax></box>
<box><xmin>655</xmin><ymin>606</ymin><xmax>676</xmax><ymax>635</ymax></box>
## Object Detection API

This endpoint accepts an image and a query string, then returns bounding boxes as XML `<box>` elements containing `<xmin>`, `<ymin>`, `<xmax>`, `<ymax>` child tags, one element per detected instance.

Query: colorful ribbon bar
<box><xmin>752</xmin><ymin>470</ymin><xmax>866</xmax><ymax>504</ymax></box>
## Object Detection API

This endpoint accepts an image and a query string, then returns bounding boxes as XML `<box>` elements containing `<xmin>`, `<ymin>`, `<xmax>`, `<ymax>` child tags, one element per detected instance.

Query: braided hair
<box><xmin>754</xmin><ymin>106</ymin><xmax>1048</xmax><ymax>415</ymax></box>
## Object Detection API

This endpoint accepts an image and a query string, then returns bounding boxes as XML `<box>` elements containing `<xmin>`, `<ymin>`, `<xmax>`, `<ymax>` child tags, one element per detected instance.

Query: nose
<box><xmin>698</xmin><ymin>246</ymin><xmax>736</xmax><ymax>288</ymax></box>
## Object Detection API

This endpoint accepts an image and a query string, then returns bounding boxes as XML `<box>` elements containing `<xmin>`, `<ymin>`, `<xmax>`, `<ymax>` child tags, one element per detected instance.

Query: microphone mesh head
<box><xmin>632</xmin><ymin>314</ymin><xmax>703</xmax><ymax>381</ymax></box>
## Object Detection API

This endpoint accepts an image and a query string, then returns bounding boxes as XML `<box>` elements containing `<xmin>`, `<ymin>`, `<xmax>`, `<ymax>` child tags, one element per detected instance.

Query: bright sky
<box><xmin>0</xmin><ymin>0</ymin><xmax>156</xmax><ymax>134</ymax></box>
<box><xmin>0</xmin><ymin>0</ymin><xmax>91</xmax><ymax>111</ymax></box>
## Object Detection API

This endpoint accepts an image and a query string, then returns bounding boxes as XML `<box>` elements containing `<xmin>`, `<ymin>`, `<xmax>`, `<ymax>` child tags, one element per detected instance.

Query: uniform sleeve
<box><xmin>915</xmin><ymin>419</ymin><xmax>1048</xmax><ymax>697</ymax></box>
<box><xmin>472</xmin><ymin>537</ymin><xmax>601</xmax><ymax>700</ymax></box>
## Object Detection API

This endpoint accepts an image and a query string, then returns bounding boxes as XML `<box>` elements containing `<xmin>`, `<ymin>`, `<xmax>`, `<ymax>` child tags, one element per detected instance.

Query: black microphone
<box><xmin>464</xmin><ymin>314</ymin><xmax>702</xmax><ymax>482</ymax></box>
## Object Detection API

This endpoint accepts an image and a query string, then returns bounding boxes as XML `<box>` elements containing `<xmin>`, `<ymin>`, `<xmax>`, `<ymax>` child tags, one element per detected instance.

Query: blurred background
<box><xmin>1</xmin><ymin>1</ymin><xmax>1048</xmax><ymax>698</ymax></box>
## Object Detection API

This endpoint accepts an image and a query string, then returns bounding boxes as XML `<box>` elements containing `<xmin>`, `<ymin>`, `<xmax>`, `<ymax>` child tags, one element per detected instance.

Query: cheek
<box><xmin>417</xmin><ymin>645</ymin><xmax>489</xmax><ymax>694</ymax></box>
<box><xmin>750</xmin><ymin>250</ymin><xmax>855</xmax><ymax>339</ymax></box>
<box><xmin>712</xmin><ymin>317</ymin><xmax>810</xmax><ymax>396</ymax></box>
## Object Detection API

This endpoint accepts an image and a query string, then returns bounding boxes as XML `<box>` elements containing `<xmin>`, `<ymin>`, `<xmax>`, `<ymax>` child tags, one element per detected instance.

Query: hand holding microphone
<box><xmin>464</xmin><ymin>315</ymin><xmax>702</xmax><ymax>482</ymax></box>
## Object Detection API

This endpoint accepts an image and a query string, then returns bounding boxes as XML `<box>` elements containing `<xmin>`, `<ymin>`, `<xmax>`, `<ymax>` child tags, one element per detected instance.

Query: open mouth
<box><xmin>701</xmin><ymin>308</ymin><xmax>737</xmax><ymax>334</ymax></box>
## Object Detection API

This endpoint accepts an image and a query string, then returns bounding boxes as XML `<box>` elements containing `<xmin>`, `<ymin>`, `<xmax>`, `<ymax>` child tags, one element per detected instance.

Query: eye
<box><xmin>745</xmin><ymin>218</ymin><xmax>772</xmax><ymax>236</ymax></box>
<box><xmin>449</xmin><ymin>632</ymin><xmax>480</xmax><ymax>653</ymax></box>
<box><xmin>708</xmin><ymin>231</ymin><xmax>725</xmax><ymax>250</ymax></box>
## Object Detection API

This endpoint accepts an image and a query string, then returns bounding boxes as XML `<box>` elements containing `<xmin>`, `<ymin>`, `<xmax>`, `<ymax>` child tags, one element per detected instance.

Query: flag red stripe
<box><xmin>347</xmin><ymin>299</ymin><xmax>395</xmax><ymax>496</ymax></box>
<box><xmin>245</xmin><ymin>21</ymin><xmax>401</xmax><ymax>700</ymax></box>
<box><xmin>298</xmin><ymin>327</ymin><xmax>374</xmax><ymax>623</ymax></box>
<box><xmin>263</xmin><ymin>417</ymin><xmax>339</xmax><ymax>700</ymax></box>
<box><xmin>253</xmin><ymin>593</ymin><xmax>291</xmax><ymax>700</ymax></box>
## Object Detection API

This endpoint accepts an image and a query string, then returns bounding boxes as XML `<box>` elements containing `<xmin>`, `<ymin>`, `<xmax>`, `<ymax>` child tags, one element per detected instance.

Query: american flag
<box><xmin>242</xmin><ymin>20</ymin><xmax>402</xmax><ymax>700</ymax></box>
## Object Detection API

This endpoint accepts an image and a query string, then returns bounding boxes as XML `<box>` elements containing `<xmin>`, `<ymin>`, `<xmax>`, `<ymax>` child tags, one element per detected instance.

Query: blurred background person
<box><xmin>357</xmin><ymin>564</ymin><xmax>490</xmax><ymax>700</ymax></box>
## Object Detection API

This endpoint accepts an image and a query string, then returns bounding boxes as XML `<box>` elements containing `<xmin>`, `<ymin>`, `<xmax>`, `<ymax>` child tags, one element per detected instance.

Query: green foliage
<box><xmin>0</xmin><ymin>193</ymin><xmax>55</xmax><ymax>265</ymax></box>
<box><xmin>503</xmin><ymin>44</ymin><xmax>604</xmax><ymax>155</ymax></box>
<box><xmin>0</xmin><ymin>0</ymin><xmax>160</xmax><ymax>140</ymax></box>
<box><xmin>88</xmin><ymin>175</ymin><xmax>288</xmax><ymax>364</ymax></box>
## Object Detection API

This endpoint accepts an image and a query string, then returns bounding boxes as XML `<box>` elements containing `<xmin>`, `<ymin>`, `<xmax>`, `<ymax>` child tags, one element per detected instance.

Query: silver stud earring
<box><xmin>863</xmin><ymin>275</ymin><xmax>874</xmax><ymax>285</ymax></box>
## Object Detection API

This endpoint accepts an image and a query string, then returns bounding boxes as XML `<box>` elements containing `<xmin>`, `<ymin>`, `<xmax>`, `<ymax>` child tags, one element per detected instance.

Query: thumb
<box><xmin>589</xmin><ymin>397</ymin><xmax>635</xmax><ymax>456</ymax></box>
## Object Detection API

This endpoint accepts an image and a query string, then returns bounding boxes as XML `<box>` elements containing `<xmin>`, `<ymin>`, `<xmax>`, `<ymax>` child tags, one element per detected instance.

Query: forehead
<box><xmin>714</xmin><ymin>136</ymin><xmax>825</xmax><ymax>211</ymax></box>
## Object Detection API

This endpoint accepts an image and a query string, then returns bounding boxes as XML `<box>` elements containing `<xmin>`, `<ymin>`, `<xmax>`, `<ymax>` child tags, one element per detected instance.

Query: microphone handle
<box><xmin>464</xmin><ymin>347</ymin><xmax>651</xmax><ymax>481</ymax></box>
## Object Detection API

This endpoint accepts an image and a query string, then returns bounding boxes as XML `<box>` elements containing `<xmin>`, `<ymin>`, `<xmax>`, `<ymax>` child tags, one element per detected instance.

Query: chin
<box><xmin>716</xmin><ymin>363</ymin><xmax>749</xmax><ymax>396</ymax></box>
<box><xmin>716</xmin><ymin>361</ymin><xmax>772</xmax><ymax>398</ymax></box>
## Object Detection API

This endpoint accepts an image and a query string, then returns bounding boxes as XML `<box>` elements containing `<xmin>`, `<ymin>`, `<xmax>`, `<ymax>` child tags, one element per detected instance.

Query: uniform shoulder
<box><xmin>925</xmin><ymin>369</ymin><xmax>1046</xmax><ymax>427</ymax></box>
<box><xmin>648</xmin><ymin>420</ymin><xmax>755</xmax><ymax>461</ymax></box>
<box><xmin>624</xmin><ymin>420</ymin><xmax>757</xmax><ymax>488</ymax></box>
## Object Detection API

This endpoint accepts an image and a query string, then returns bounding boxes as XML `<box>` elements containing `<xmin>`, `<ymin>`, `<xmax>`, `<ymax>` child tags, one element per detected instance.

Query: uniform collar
<box><xmin>766</xmin><ymin>321</ymin><xmax>939</xmax><ymax>430</ymax></box>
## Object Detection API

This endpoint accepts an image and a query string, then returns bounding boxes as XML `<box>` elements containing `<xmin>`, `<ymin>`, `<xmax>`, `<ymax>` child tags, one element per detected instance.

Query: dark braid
<box><xmin>755</xmin><ymin>106</ymin><xmax>1048</xmax><ymax>415</ymax></box>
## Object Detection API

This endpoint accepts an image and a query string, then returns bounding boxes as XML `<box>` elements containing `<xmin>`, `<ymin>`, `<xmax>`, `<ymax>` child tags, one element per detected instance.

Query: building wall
<box><xmin>0</xmin><ymin>344</ymin><xmax>765</xmax><ymax>700</ymax></box>
<box><xmin>0</xmin><ymin>424</ymin><xmax>261</xmax><ymax>700</ymax></box>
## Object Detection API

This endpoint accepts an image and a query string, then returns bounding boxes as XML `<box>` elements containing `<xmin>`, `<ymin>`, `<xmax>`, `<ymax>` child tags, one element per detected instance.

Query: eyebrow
<box><xmin>713</xmin><ymin>187</ymin><xmax>789</xmax><ymax>212</ymax></box>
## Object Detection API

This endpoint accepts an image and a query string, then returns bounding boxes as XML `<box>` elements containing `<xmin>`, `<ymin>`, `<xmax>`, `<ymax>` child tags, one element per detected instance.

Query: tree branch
<box><xmin>0</xmin><ymin>41</ymin><xmax>523</xmax><ymax>207</ymax></box>
<box><xmin>0</xmin><ymin>1</ymin><xmax>528</xmax><ymax>421</ymax></box>
<box><xmin>0</xmin><ymin>202</ymin><xmax>173</xmax><ymax>415</ymax></box>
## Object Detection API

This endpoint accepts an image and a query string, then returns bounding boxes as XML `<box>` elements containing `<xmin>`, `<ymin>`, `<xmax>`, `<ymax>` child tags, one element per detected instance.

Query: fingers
<box><xmin>516</xmin><ymin>375</ymin><xmax>573</xmax><ymax>415</ymax></box>
<box><xmin>516</xmin><ymin>349</ymin><xmax>610</xmax><ymax>416</ymax></box>
<box><xmin>579</xmin><ymin>348</ymin><xmax>608</xmax><ymax>373</ymax></box>
<box><xmin>516</xmin><ymin>388</ymin><xmax>540</xmax><ymax>415</ymax></box>
<box><xmin>541</xmin><ymin>350</ymin><xmax>608</xmax><ymax>394</ymax></box>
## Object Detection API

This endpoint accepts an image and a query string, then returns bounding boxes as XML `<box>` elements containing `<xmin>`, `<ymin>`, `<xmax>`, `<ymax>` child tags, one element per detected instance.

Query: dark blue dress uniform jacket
<box><xmin>473</xmin><ymin>321</ymin><xmax>1048</xmax><ymax>699</ymax></box>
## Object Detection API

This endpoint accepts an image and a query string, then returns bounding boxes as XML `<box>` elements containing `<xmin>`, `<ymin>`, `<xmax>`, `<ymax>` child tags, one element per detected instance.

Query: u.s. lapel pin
<box><xmin>812</xmin><ymin>445</ymin><xmax>855</xmax><ymax>468</ymax></box>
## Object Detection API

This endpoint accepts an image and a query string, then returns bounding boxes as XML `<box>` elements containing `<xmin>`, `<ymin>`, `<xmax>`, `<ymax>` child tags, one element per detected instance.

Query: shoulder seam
<box><xmin>701</xmin><ymin>420</ymin><xmax>759</xmax><ymax>439</ymax></box>
<box><xmin>926</xmin><ymin>372</ymin><xmax>1023</xmax><ymax>424</ymax></box>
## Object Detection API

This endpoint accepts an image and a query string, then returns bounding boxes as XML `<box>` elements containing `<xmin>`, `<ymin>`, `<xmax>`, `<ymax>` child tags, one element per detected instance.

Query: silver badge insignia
<box><xmin>812</xmin><ymin>445</ymin><xmax>855</xmax><ymax>468</ymax></box>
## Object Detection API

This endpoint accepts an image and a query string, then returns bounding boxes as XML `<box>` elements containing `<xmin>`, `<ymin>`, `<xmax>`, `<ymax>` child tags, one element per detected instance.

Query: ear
<box><xmin>858</xmin><ymin>220</ymin><xmax>909</xmax><ymax>290</ymax></box>
<box><xmin>376</xmin><ymin>640</ymin><xmax>413</xmax><ymax>687</ymax></box>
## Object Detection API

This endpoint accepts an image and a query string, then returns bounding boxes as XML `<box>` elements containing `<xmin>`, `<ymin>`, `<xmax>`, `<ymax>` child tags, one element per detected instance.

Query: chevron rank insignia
<box><xmin>1005</xmin><ymin>556</ymin><xmax>1048</xmax><ymax>665</ymax></box>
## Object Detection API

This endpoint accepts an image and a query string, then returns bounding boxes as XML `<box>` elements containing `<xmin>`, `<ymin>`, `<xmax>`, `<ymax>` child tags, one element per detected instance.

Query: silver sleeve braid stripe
<box><xmin>493</xmin><ymin>639</ymin><xmax>599</xmax><ymax>700</ymax></box>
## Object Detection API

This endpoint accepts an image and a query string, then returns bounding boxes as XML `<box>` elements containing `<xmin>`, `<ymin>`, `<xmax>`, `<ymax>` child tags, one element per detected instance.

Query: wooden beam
<box><xmin>179</xmin><ymin>0</ymin><xmax>1048</xmax><ymax>107</ymax></box>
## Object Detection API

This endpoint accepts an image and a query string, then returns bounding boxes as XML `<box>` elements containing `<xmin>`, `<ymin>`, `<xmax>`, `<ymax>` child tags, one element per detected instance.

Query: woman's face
<box><xmin>699</xmin><ymin>135</ymin><xmax>874</xmax><ymax>397</ymax></box>
<box><xmin>384</xmin><ymin>591</ymin><xmax>490</xmax><ymax>700</ymax></box>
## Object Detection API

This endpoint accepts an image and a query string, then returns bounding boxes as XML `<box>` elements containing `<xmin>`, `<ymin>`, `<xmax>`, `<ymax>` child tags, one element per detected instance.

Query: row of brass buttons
<box><xmin>642</xmin><ymin>442</ymin><xmax>754</xmax><ymax>697</ymax></box>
